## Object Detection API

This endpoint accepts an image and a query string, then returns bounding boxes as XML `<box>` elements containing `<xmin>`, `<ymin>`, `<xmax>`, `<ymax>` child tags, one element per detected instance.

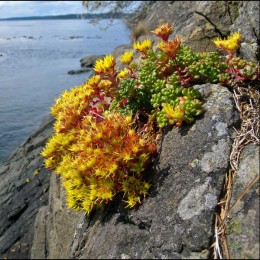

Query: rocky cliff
<box><xmin>0</xmin><ymin>1</ymin><xmax>259</xmax><ymax>259</ymax></box>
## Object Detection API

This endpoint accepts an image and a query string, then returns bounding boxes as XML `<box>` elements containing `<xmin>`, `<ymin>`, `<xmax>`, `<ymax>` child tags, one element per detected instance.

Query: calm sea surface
<box><xmin>0</xmin><ymin>19</ymin><xmax>130</xmax><ymax>165</ymax></box>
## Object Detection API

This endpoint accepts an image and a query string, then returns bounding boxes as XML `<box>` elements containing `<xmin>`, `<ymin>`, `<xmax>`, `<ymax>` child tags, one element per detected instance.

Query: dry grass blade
<box><xmin>228</xmin><ymin>174</ymin><xmax>259</xmax><ymax>215</ymax></box>
<box><xmin>213</xmin><ymin>215</ymin><xmax>223</xmax><ymax>259</ymax></box>
<box><xmin>213</xmin><ymin>170</ymin><xmax>233</xmax><ymax>259</ymax></box>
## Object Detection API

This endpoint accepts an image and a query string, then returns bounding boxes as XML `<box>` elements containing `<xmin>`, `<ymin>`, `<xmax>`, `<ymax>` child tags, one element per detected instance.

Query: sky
<box><xmin>0</xmin><ymin>1</ymin><xmax>87</xmax><ymax>19</ymax></box>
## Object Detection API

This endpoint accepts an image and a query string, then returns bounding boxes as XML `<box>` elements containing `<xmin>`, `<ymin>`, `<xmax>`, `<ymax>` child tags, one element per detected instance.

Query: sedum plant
<box><xmin>41</xmin><ymin>53</ymin><xmax>157</xmax><ymax>214</ymax></box>
<box><xmin>41</xmin><ymin>76</ymin><xmax>157</xmax><ymax>213</ymax></box>
<box><xmin>212</xmin><ymin>32</ymin><xmax>259</xmax><ymax>83</ymax></box>
<box><xmin>41</xmin><ymin>22</ymin><xmax>259</xmax><ymax>215</ymax></box>
<box><xmin>110</xmin><ymin>24</ymin><xmax>205</xmax><ymax>128</ymax></box>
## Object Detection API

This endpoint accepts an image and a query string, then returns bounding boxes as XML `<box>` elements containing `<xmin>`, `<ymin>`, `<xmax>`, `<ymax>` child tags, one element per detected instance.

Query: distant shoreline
<box><xmin>0</xmin><ymin>12</ymin><xmax>132</xmax><ymax>21</ymax></box>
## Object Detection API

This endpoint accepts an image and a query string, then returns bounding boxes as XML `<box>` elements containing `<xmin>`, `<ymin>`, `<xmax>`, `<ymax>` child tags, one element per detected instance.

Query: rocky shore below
<box><xmin>0</xmin><ymin>1</ymin><xmax>259</xmax><ymax>259</ymax></box>
<box><xmin>0</xmin><ymin>116</ymin><xmax>54</xmax><ymax>258</ymax></box>
<box><xmin>67</xmin><ymin>54</ymin><xmax>105</xmax><ymax>75</ymax></box>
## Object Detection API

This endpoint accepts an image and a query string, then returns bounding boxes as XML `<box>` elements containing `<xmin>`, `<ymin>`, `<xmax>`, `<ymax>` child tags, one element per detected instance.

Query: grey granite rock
<box><xmin>0</xmin><ymin>116</ymin><xmax>54</xmax><ymax>259</ymax></box>
<box><xmin>67</xmin><ymin>68</ymin><xmax>92</xmax><ymax>75</ymax></box>
<box><xmin>31</xmin><ymin>173</ymin><xmax>80</xmax><ymax>259</ymax></box>
<box><xmin>227</xmin><ymin>144</ymin><xmax>259</xmax><ymax>259</ymax></box>
<box><xmin>80</xmin><ymin>54</ymin><xmax>106</xmax><ymax>68</ymax></box>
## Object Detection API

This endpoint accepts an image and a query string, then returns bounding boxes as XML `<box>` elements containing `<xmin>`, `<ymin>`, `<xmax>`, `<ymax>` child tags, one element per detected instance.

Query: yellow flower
<box><xmin>131</xmin><ymin>142</ymin><xmax>140</xmax><ymax>154</ymax></box>
<box><xmin>109</xmin><ymin>162</ymin><xmax>118</xmax><ymax>174</ymax></box>
<box><xmin>158</xmin><ymin>36</ymin><xmax>181</xmax><ymax>59</ymax></box>
<box><xmin>96</xmin><ymin>180</ymin><xmax>115</xmax><ymax>201</ymax></box>
<box><xmin>232</xmin><ymin>32</ymin><xmax>241</xmax><ymax>41</ymax></box>
<box><xmin>124</xmin><ymin>195</ymin><xmax>141</xmax><ymax>208</ymax></box>
<box><xmin>212</xmin><ymin>32</ymin><xmax>241</xmax><ymax>54</ymax></box>
<box><xmin>142</xmin><ymin>182</ymin><xmax>151</xmax><ymax>197</ymax></box>
<box><xmin>93</xmin><ymin>59</ymin><xmax>104</xmax><ymax>74</ymax></box>
<box><xmin>103</xmin><ymin>54</ymin><xmax>115</xmax><ymax>68</ymax></box>
<box><xmin>118</xmin><ymin>68</ymin><xmax>130</xmax><ymax>79</ymax></box>
<box><xmin>98</xmin><ymin>79</ymin><xmax>112</xmax><ymax>89</ymax></box>
<box><xmin>128</xmin><ymin>129</ymin><xmax>135</xmax><ymax>137</ymax></box>
<box><xmin>93</xmin><ymin>55</ymin><xmax>115</xmax><ymax>74</ymax></box>
<box><xmin>87</xmin><ymin>75</ymin><xmax>101</xmax><ymax>87</ymax></box>
<box><xmin>133</xmin><ymin>39</ymin><xmax>151</xmax><ymax>53</ymax></box>
<box><xmin>163</xmin><ymin>103</ymin><xmax>187</xmax><ymax>126</ymax></box>
<box><xmin>119</xmin><ymin>51</ymin><xmax>133</xmax><ymax>64</ymax></box>
<box><xmin>153</xmin><ymin>23</ymin><xmax>173</xmax><ymax>41</ymax></box>
<box><xmin>82</xmin><ymin>199</ymin><xmax>94</xmax><ymax>214</ymax></box>
<box><xmin>121</xmin><ymin>150</ymin><xmax>132</xmax><ymax>162</ymax></box>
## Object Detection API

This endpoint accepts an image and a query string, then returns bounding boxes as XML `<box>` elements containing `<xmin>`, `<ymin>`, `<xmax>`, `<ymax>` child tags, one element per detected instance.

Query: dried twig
<box><xmin>228</xmin><ymin>175</ymin><xmax>259</xmax><ymax>215</ymax></box>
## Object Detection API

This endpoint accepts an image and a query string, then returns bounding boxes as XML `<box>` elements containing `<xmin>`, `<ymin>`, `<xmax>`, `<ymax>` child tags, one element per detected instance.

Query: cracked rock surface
<box><xmin>227</xmin><ymin>144</ymin><xmax>259</xmax><ymax>259</ymax></box>
<box><xmin>0</xmin><ymin>116</ymin><xmax>54</xmax><ymax>259</ymax></box>
<box><xmin>129</xmin><ymin>1</ymin><xmax>259</xmax><ymax>62</ymax></box>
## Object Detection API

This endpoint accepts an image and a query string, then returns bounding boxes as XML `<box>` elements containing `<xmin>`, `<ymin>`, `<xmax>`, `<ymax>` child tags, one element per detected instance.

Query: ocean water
<box><xmin>0</xmin><ymin>19</ymin><xmax>130</xmax><ymax>165</ymax></box>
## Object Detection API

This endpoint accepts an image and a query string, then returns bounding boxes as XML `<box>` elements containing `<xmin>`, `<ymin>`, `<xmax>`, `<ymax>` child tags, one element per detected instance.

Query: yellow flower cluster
<box><xmin>94</xmin><ymin>54</ymin><xmax>115</xmax><ymax>74</ymax></box>
<box><xmin>49</xmin><ymin>71</ymin><xmax>121</xmax><ymax>134</ymax></box>
<box><xmin>87</xmin><ymin>75</ymin><xmax>102</xmax><ymax>87</ymax></box>
<box><xmin>158</xmin><ymin>36</ymin><xmax>181</xmax><ymax>59</ymax></box>
<box><xmin>212</xmin><ymin>32</ymin><xmax>241</xmax><ymax>54</ymax></box>
<box><xmin>118</xmin><ymin>68</ymin><xmax>131</xmax><ymax>80</ymax></box>
<box><xmin>122</xmin><ymin>176</ymin><xmax>151</xmax><ymax>208</ymax></box>
<box><xmin>51</xmin><ymin>82</ymin><xmax>95</xmax><ymax>133</ymax></box>
<box><xmin>153</xmin><ymin>23</ymin><xmax>173</xmax><ymax>41</ymax></box>
<box><xmin>119</xmin><ymin>51</ymin><xmax>134</xmax><ymax>65</ymax></box>
<box><xmin>133</xmin><ymin>39</ymin><xmax>151</xmax><ymax>53</ymax></box>
<box><xmin>41</xmin><ymin>112</ymin><xmax>155</xmax><ymax>214</ymax></box>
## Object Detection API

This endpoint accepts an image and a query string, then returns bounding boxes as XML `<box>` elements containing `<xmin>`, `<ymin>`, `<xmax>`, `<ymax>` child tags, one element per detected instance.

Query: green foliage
<box><xmin>111</xmin><ymin>77</ymin><xmax>153</xmax><ymax>115</ymax></box>
<box><xmin>112</xmin><ymin>38</ymin><xmax>204</xmax><ymax>128</ymax></box>
<box><xmin>227</xmin><ymin>57</ymin><xmax>259</xmax><ymax>81</ymax></box>
<box><xmin>187</xmin><ymin>51</ymin><xmax>228</xmax><ymax>83</ymax></box>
